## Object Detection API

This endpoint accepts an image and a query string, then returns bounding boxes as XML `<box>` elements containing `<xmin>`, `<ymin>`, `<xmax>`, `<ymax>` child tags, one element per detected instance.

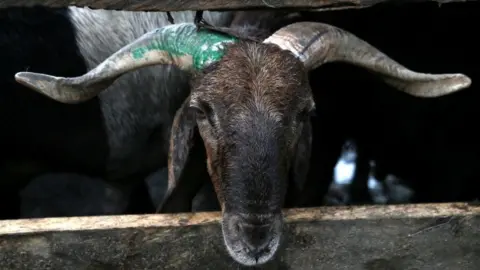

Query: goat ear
<box><xmin>286</xmin><ymin>120</ymin><xmax>313</xmax><ymax>206</ymax></box>
<box><xmin>157</xmin><ymin>97</ymin><xmax>208</xmax><ymax>213</ymax></box>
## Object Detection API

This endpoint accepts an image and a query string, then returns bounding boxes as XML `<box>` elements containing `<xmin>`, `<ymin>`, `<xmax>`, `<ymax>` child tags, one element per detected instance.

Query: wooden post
<box><xmin>0</xmin><ymin>0</ymin><xmax>476</xmax><ymax>12</ymax></box>
<box><xmin>0</xmin><ymin>203</ymin><xmax>478</xmax><ymax>269</ymax></box>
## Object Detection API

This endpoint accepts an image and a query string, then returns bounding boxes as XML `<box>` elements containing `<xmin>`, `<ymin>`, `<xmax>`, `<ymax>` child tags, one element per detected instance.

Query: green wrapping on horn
<box><xmin>131</xmin><ymin>23</ymin><xmax>238</xmax><ymax>70</ymax></box>
<box><xmin>14</xmin><ymin>23</ymin><xmax>239</xmax><ymax>103</ymax></box>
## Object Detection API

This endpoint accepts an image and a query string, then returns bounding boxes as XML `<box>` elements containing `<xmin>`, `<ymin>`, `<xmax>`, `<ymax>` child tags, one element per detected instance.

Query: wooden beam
<box><xmin>0</xmin><ymin>203</ymin><xmax>479</xmax><ymax>269</ymax></box>
<box><xmin>0</xmin><ymin>0</ymin><xmax>476</xmax><ymax>12</ymax></box>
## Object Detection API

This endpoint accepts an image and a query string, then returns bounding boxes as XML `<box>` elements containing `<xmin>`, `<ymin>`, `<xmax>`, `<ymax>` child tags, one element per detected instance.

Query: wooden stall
<box><xmin>0</xmin><ymin>1</ymin><xmax>479</xmax><ymax>269</ymax></box>
<box><xmin>0</xmin><ymin>203</ymin><xmax>478</xmax><ymax>269</ymax></box>
<box><xmin>0</xmin><ymin>0</ymin><xmax>475</xmax><ymax>12</ymax></box>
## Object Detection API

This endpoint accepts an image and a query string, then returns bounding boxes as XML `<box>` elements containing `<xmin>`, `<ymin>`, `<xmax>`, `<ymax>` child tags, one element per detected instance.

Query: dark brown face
<box><xmin>190</xmin><ymin>42</ymin><xmax>315</xmax><ymax>266</ymax></box>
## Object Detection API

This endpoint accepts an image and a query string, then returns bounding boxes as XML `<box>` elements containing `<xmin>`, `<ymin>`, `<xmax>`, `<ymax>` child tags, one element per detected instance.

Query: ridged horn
<box><xmin>263</xmin><ymin>22</ymin><xmax>471</xmax><ymax>97</ymax></box>
<box><xmin>15</xmin><ymin>23</ymin><xmax>237</xmax><ymax>104</ymax></box>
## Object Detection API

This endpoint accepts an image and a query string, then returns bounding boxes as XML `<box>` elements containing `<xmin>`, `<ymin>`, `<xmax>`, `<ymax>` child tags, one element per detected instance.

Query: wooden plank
<box><xmin>0</xmin><ymin>0</ymin><xmax>476</xmax><ymax>12</ymax></box>
<box><xmin>0</xmin><ymin>202</ymin><xmax>479</xmax><ymax>269</ymax></box>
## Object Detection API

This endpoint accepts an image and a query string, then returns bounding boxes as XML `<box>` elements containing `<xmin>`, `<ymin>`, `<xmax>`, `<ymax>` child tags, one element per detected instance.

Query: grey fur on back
<box><xmin>68</xmin><ymin>8</ymin><xmax>234</xmax><ymax>180</ymax></box>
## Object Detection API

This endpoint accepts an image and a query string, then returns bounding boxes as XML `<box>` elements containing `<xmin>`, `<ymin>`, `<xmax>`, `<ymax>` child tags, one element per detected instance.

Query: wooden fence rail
<box><xmin>0</xmin><ymin>203</ymin><xmax>478</xmax><ymax>269</ymax></box>
<box><xmin>0</xmin><ymin>0</ymin><xmax>477</xmax><ymax>12</ymax></box>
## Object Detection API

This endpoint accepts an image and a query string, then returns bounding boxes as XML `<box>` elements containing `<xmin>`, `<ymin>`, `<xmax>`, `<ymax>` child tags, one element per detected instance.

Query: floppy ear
<box><xmin>157</xmin><ymin>96</ymin><xmax>209</xmax><ymax>213</ymax></box>
<box><xmin>286</xmin><ymin>120</ymin><xmax>313</xmax><ymax>207</ymax></box>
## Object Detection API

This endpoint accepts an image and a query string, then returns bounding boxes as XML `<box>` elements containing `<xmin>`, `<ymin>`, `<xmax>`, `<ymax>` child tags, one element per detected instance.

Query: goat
<box><xmin>20</xmin><ymin>173</ymin><xmax>129</xmax><ymax>218</ymax></box>
<box><xmin>16</xmin><ymin>20</ymin><xmax>471</xmax><ymax>266</ymax></box>
<box><xmin>0</xmin><ymin>6</ymin><xmax>237</xmax><ymax>218</ymax></box>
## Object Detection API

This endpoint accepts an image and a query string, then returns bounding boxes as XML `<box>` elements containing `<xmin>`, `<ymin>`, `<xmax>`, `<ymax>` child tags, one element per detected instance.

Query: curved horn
<box><xmin>15</xmin><ymin>23</ymin><xmax>237</xmax><ymax>104</ymax></box>
<box><xmin>263</xmin><ymin>22</ymin><xmax>471</xmax><ymax>97</ymax></box>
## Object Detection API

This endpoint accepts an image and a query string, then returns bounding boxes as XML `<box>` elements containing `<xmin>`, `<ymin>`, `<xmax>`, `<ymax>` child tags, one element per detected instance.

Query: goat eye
<box><xmin>190</xmin><ymin>106</ymin><xmax>206</xmax><ymax>119</ymax></box>
<box><xmin>298</xmin><ymin>108</ymin><xmax>316</xmax><ymax>122</ymax></box>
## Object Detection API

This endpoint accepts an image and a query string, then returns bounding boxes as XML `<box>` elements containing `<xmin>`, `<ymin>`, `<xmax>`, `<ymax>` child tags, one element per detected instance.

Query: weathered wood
<box><xmin>0</xmin><ymin>0</ymin><xmax>476</xmax><ymax>12</ymax></box>
<box><xmin>0</xmin><ymin>202</ymin><xmax>479</xmax><ymax>269</ymax></box>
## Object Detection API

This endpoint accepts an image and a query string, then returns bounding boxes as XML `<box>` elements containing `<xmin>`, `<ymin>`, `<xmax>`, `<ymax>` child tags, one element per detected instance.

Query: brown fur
<box><xmin>193</xmin><ymin>42</ymin><xmax>312</xmax><ymax>204</ymax></box>
<box><xmin>162</xmin><ymin>40</ymin><xmax>316</xmax><ymax>266</ymax></box>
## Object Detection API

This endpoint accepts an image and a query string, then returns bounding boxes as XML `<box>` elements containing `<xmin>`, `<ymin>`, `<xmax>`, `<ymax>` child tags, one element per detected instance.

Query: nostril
<box><xmin>234</xmin><ymin>223</ymin><xmax>241</xmax><ymax>234</ymax></box>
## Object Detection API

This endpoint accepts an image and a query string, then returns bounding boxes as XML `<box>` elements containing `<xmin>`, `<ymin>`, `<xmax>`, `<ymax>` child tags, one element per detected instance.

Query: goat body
<box><xmin>0</xmin><ymin>6</ymin><xmax>235</xmax><ymax>218</ymax></box>
<box><xmin>20</xmin><ymin>172</ymin><xmax>130</xmax><ymax>218</ymax></box>
<box><xmin>0</xmin><ymin>7</ymin><xmax>233</xmax><ymax>179</ymax></box>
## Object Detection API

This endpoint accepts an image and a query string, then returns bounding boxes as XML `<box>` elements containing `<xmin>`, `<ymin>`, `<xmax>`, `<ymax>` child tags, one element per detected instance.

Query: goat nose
<box><xmin>239</xmin><ymin>222</ymin><xmax>273</xmax><ymax>252</ymax></box>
